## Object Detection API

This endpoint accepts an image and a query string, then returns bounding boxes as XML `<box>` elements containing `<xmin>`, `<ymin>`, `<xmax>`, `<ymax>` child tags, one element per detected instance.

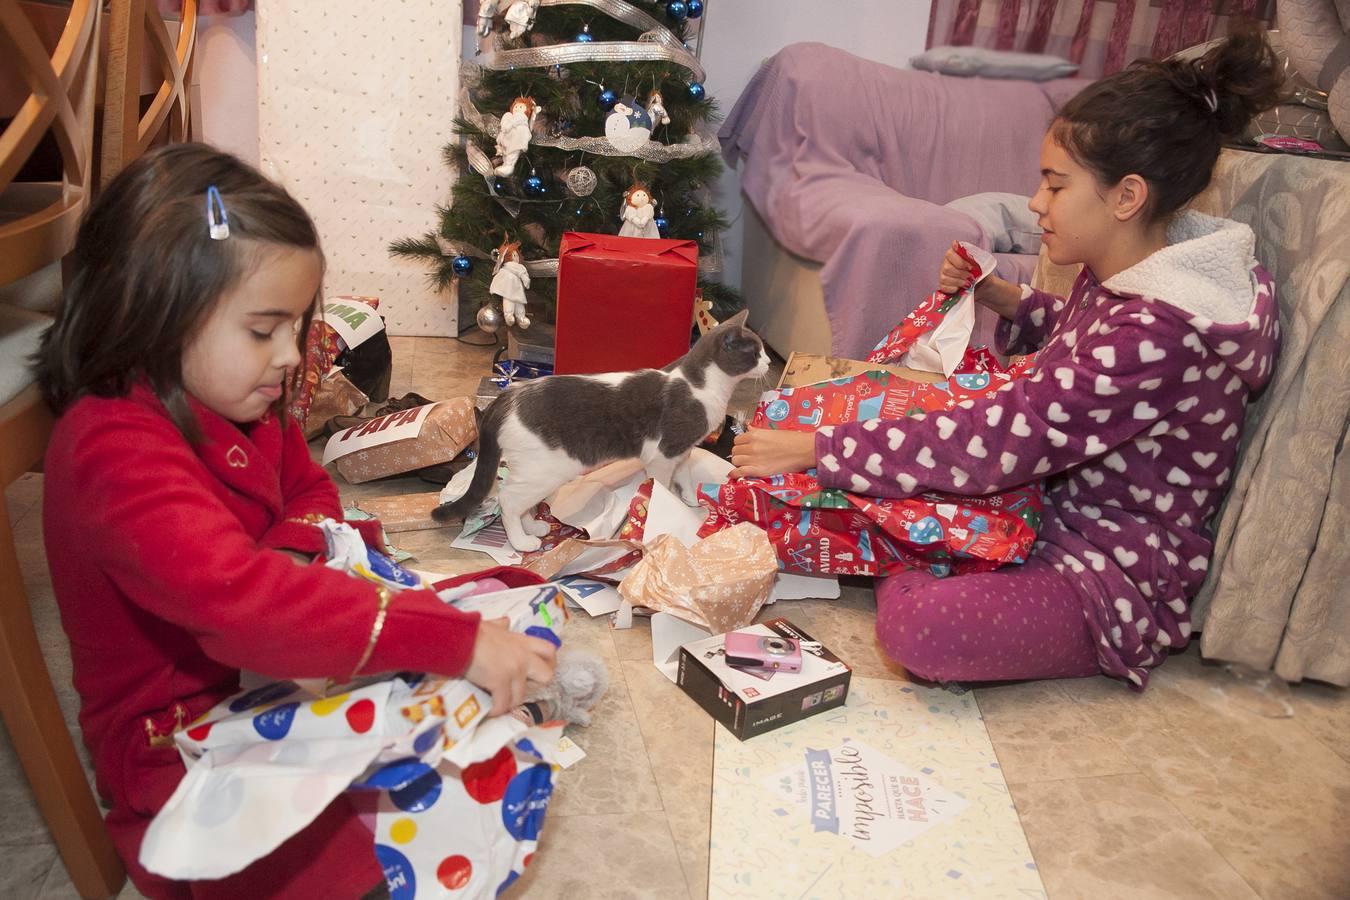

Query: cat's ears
<box><xmin>723</xmin><ymin>309</ymin><xmax>750</xmax><ymax>328</ymax></box>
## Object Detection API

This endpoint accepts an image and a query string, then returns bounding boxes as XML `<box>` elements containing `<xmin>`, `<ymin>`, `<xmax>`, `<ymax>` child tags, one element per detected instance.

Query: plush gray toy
<box><xmin>519</xmin><ymin>648</ymin><xmax>609</xmax><ymax>727</ymax></box>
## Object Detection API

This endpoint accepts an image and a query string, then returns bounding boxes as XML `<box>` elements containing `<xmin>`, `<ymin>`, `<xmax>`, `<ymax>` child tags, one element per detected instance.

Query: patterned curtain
<box><xmin>926</xmin><ymin>0</ymin><xmax>1276</xmax><ymax>77</ymax></box>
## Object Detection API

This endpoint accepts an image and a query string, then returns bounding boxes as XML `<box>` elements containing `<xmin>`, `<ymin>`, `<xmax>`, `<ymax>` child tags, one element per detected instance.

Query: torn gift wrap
<box><xmin>618</xmin><ymin>523</ymin><xmax>778</xmax><ymax>634</ymax></box>
<box><xmin>140</xmin><ymin>580</ymin><xmax>571</xmax><ymax>895</ymax></box>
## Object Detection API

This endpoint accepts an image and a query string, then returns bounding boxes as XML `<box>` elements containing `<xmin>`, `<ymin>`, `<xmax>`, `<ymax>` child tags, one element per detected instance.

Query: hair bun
<box><xmin>1192</xmin><ymin>30</ymin><xmax>1283</xmax><ymax>139</ymax></box>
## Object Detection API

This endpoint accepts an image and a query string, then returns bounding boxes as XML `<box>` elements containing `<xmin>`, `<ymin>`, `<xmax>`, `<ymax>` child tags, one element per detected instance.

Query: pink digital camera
<box><xmin>724</xmin><ymin>631</ymin><xmax>803</xmax><ymax>673</ymax></box>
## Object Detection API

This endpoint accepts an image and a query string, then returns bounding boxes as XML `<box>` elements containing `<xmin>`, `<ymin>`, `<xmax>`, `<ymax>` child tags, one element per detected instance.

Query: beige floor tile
<box><xmin>1011</xmin><ymin>773</ymin><xmax>1258</xmax><ymax>900</ymax></box>
<box><xmin>37</xmin><ymin>855</ymin><xmax>148</xmax><ymax>899</ymax></box>
<box><xmin>1286</xmin><ymin>678</ymin><xmax>1350</xmax><ymax>765</ymax></box>
<box><xmin>5</xmin><ymin>472</ymin><xmax>43</xmax><ymax>529</ymax></box>
<box><xmin>0</xmin><ymin>843</ymin><xmax>59</xmax><ymax>900</ymax></box>
<box><xmin>1061</xmin><ymin>648</ymin><xmax>1350</xmax><ymax>898</ymax></box>
<box><xmin>776</xmin><ymin>586</ymin><xmax>906</xmax><ymax>681</ymax></box>
<box><xmin>622</xmin><ymin>661</ymin><xmax>716</xmax><ymax>900</ymax></box>
<box><xmin>609</xmin><ymin>616</ymin><xmax>657</xmax><ymax>662</ymax></box>
<box><xmin>546</xmin><ymin>661</ymin><xmax>665</xmax><ymax>818</ymax></box>
<box><xmin>508</xmin><ymin>812</ymin><xmax>690</xmax><ymax>900</ymax></box>
<box><xmin>976</xmin><ymin>680</ymin><xmax>1138</xmax><ymax>785</ymax></box>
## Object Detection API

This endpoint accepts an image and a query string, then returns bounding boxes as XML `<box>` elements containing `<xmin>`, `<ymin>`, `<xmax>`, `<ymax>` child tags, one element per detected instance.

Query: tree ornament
<box><xmin>565</xmin><ymin>166</ymin><xmax>598</xmax><ymax>197</ymax></box>
<box><xmin>490</xmin><ymin>239</ymin><xmax>532</xmax><ymax>329</ymax></box>
<box><xmin>494</xmin><ymin>96</ymin><xmax>541</xmax><ymax>176</ymax></box>
<box><xmin>575</xmin><ymin>23</ymin><xmax>594</xmax><ymax>42</ymax></box>
<box><xmin>647</xmin><ymin>90</ymin><xmax>671</xmax><ymax>127</ymax></box>
<box><xmin>524</xmin><ymin>169</ymin><xmax>547</xmax><ymax>196</ymax></box>
<box><xmin>476</xmin><ymin>303</ymin><xmax>503</xmax><ymax>334</ymax></box>
<box><xmin>667</xmin><ymin>1</ymin><xmax>688</xmax><ymax>21</ymax></box>
<box><xmin>654</xmin><ymin>213</ymin><xmax>669</xmax><ymax>237</ymax></box>
<box><xmin>598</xmin><ymin>87</ymin><xmax>619</xmax><ymax>110</ymax></box>
<box><xmin>619</xmin><ymin>183</ymin><xmax>660</xmax><ymax>239</ymax></box>
<box><xmin>687</xmin><ymin>81</ymin><xmax>706</xmax><ymax>102</ymax></box>
<box><xmin>503</xmin><ymin>0</ymin><xmax>540</xmax><ymax>40</ymax></box>
<box><xmin>688</xmin><ymin>0</ymin><xmax>704</xmax><ymax>18</ymax></box>
<box><xmin>606</xmin><ymin>99</ymin><xmax>654</xmax><ymax>152</ymax></box>
<box><xmin>492</xmin><ymin>176</ymin><xmax>510</xmax><ymax>194</ymax></box>
<box><xmin>476</xmin><ymin>0</ymin><xmax>500</xmax><ymax>37</ymax></box>
<box><xmin>451</xmin><ymin>255</ymin><xmax>474</xmax><ymax>276</ymax></box>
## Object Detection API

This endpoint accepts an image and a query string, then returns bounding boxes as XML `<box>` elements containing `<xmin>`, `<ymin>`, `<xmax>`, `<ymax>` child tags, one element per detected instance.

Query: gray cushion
<box><xmin>912</xmin><ymin>46</ymin><xmax>1078</xmax><ymax>82</ymax></box>
<box><xmin>944</xmin><ymin>191</ymin><xmax>1043</xmax><ymax>255</ymax></box>
<box><xmin>0</xmin><ymin>304</ymin><xmax>52</xmax><ymax>407</ymax></box>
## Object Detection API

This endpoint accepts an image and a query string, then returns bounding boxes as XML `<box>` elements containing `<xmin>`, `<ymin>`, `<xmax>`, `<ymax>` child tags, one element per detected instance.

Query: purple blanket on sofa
<box><xmin>721</xmin><ymin>42</ymin><xmax>1087</xmax><ymax>357</ymax></box>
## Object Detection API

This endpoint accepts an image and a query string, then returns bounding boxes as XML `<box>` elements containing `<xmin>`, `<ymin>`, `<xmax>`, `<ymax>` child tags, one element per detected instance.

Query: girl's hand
<box><xmin>464</xmin><ymin>618</ymin><xmax>558</xmax><ymax>717</ymax></box>
<box><xmin>938</xmin><ymin>240</ymin><xmax>1022</xmax><ymax>319</ymax></box>
<box><xmin>729</xmin><ymin>428</ymin><xmax>817</xmax><ymax>478</ymax></box>
<box><xmin>938</xmin><ymin>240</ymin><xmax>980</xmax><ymax>296</ymax></box>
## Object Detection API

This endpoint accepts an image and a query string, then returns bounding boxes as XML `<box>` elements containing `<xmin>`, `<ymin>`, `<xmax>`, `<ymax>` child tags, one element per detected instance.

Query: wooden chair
<box><xmin>100</xmin><ymin>0</ymin><xmax>197</xmax><ymax>189</ymax></box>
<box><xmin>0</xmin><ymin>1</ymin><xmax>126</xmax><ymax>897</ymax></box>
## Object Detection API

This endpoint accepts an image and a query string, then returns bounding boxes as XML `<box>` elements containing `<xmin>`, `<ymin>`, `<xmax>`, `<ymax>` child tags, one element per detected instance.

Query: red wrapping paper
<box><xmin>555</xmin><ymin>232</ymin><xmax>699</xmax><ymax>374</ymax></box>
<box><xmin>698</xmin><ymin>286</ymin><xmax>1044</xmax><ymax>578</ymax></box>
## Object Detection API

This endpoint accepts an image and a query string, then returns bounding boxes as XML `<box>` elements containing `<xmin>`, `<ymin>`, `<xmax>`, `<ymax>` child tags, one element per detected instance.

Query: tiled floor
<box><xmin>4</xmin><ymin>335</ymin><xmax>1349</xmax><ymax>899</ymax></box>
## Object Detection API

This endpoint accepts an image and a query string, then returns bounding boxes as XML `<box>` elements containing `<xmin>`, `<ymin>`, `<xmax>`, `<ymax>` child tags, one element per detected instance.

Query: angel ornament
<box><xmin>490</xmin><ymin>240</ymin><xmax>532</xmax><ymax>329</ymax></box>
<box><xmin>494</xmin><ymin>96</ymin><xmax>540</xmax><ymax>176</ymax></box>
<box><xmin>647</xmin><ymin>90</ymin><xmax>671</xmax><ymax>127</ymax></box>
<box><xmin>476</xmin><ymin>0</ymin><xmax>499</xmax><ymax>37</ymax></box>
<box><xmin>618</xmin><ymin>184</ymin><xmax>661</xmax><ymax>240</ymax></box>
<box><xmin>503</xmin><ymin>0</ymin><xmax>540</xmax><ymax>40</ymax></box>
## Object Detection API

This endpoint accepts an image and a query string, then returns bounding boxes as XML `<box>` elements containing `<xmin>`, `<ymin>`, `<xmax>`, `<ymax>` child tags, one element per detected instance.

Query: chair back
<box><xmin>100</xmin><ymin>0</ymin><xmax>197</xmax><ymax>189</ymax></box>
<box><xmin>0</xmin><ymin>0</ymin><xmax>101</xmax><ymax>285</ymax></box>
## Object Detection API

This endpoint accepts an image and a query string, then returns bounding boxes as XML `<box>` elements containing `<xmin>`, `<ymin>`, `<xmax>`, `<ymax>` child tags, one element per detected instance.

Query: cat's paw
<box><xmin>509</xmin><ymin>533</ymin><xmax>543</xmax><ymax>553</ymax></box>
<box><xmin>522</xmin><ymin>516</ymin><xmax>551</xmax><ymax>537</ymax></box>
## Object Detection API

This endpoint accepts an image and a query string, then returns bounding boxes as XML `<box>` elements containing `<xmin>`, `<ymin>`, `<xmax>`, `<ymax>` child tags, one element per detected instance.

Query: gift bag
<box><xmin>699</xmin><ymin>259</ymin><xmax>1043</xmax><ymax>578</ymax></box>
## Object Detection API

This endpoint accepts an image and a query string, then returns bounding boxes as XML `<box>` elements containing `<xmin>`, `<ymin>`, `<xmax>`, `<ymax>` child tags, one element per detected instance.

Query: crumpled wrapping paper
<box><xmin>304</xmin><ymin>368</ymin><xmax>369</xmax><ymax>439</ymax></box>
<box><xmin>139</xmin><ymin>581</ymin><xmax>570</xmax><ymax>898</ymax></box>
<box><xmin>617</xmin><ymin>523</ymin><xmax>778</xmax><ymax>634</ymax></box>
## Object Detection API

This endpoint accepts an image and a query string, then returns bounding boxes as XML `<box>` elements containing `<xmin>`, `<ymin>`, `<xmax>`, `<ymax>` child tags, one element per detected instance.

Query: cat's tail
<box><xmin>431</xmin><ymin>396</ymin><xmax>507</xmax><ymax>524</ymax></box>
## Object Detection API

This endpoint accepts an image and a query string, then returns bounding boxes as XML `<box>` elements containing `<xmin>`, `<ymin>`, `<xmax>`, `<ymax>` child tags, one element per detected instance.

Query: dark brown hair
<box><xmin>1052</xmin><ymin>30</ymin><xmax>1283</xmax><ymax>223</ymax></box>
<box><xmin>35</xmin><ymin>143</ymin><xmax>323</xmax><ymax>440</ymax></box>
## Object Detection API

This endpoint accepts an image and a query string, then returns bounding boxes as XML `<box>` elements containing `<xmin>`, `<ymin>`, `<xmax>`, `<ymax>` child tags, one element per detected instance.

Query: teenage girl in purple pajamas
<box><xmin>730</xmin><ymin>33</ymin><xmax>1284</xmax><ymax>689</ymax></box>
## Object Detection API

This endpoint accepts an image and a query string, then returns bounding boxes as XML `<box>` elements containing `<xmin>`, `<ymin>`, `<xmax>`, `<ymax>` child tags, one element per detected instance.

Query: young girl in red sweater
<box><xmin>36</xmin><ymin>144</ymin><xmax>555</xmax><ymax>899</ymax></box>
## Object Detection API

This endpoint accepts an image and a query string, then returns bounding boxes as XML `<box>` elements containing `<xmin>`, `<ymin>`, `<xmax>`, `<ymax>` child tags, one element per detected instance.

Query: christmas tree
<box><xmin>391</xmin><ymin>0</ymin><xmax>738</xmax><ymax>338</ymax></box>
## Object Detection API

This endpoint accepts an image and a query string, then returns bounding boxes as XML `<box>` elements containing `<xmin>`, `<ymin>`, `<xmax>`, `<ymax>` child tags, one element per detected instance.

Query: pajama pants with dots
<box><xmin>874</xmin><ymin>553</ymin><xmax>1100</xmax><ymax>683</ymax></box>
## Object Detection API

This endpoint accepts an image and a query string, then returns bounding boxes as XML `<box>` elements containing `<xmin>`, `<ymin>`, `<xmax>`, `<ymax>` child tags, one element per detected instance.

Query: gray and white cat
<box><xmin>432</xmin><ymin>310</ymin><xmax>769</xmax><ymax>552</ymax></box>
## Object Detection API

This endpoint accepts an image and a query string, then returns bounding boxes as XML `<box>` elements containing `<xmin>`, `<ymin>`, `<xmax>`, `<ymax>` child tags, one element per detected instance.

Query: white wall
<box><xmin>197</xmin><ymin>11</ymin><xmax>259</xmax><ymax>166</ymax></box>
<box><xmin>700</xmin><ymin>0</ymin><xmax>932</xmax><ymax>292</ymax></box>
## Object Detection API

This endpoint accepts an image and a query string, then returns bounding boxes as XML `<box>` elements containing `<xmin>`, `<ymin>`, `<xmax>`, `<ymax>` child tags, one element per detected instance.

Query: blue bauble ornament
<box><xmin>492</xmin><ymin>176</ymin><xmax>509</xmax><ymax>194</ymax></box>
<box><xmin>666</xmin><ymin>1</ymin><xmax>688</xmax><ymax>20</ymax></box>
<box><xmin>524</xmin><ymin>174</ymin><xmax>546</xmax><ymax>196</ymax></box>
<box><xmin>688</xmin><ymin>0</ymin><xmax>704</xmax><ymax>18</ymax></box>
<box><xmin>451</xmin><ymin>255</ymin><xmax>473</xmax><ymax>276</ymax></box>
<box><xmin>687</xmin><ymin>81</ymin><xmax>706</xmax><ymax>102</ymax></box>
<box><xmin>575</xmin><ymin>24</ymin><xmax>593</xmax><ymax>42</ymax></box>
<box><xmin>598</xmin><ymin>88</ymin><xmax>619</xmax><ymax>110</ymax></box>
<box><xmin>654</xmin><ymin>215</ymin><xmax>669</xmax><ymax>237</ymax></box>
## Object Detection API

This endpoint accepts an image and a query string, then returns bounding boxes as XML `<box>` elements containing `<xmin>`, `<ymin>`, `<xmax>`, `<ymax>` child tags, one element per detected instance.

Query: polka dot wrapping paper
<box><xmin>139</xmin><ymin>584</ymin><xmax>571</xmax><ymax>896</ymax></box>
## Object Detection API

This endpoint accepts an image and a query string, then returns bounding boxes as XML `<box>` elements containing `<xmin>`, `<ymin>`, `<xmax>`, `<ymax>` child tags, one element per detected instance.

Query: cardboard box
<box><xmin>678</xmin><ymin>618</ymin><xmax>851</xmax><ymax>740</ymax></box>
<box><xmin>777</xmin><ymin>351</ymin><xmax>942</xmax><ymax>389</ymax></box>
<box><xmin>555</xmin><ymin>232</ymin><xmax>698</xmax><ymax>374</ymax></box>
<box><xmin>507</xmin><ymin>321</ymin><xmax>556</xmax><ymax>365</ymax></box>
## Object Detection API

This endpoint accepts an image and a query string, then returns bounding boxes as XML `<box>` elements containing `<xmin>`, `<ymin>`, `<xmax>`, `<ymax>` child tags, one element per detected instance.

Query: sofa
<box><xmin>720</xmin><ymin>42</ymin><xmax>1087</xmax><ymax>359</ymax></box>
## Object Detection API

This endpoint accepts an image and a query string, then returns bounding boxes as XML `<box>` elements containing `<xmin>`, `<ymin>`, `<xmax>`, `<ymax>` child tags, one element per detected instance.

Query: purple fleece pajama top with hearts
<box><xmin>815</xmin><ymin>211</ymin><xmax>1279</xmax><ymax>689</ymax></box>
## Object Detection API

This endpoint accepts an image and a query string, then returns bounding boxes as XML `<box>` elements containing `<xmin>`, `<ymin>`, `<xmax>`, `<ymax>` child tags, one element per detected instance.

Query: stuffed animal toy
<box><xmin>518</xmin><ymin>648</ymin><xmax>610</xmax><ymax>727</ymax></box>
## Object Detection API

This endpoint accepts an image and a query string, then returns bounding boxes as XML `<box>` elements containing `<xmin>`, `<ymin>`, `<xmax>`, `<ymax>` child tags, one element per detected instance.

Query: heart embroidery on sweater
<box><xmin>225</xmin><ymin>445</ymin><xmax>248</xmax><ymax>468</ymax></box>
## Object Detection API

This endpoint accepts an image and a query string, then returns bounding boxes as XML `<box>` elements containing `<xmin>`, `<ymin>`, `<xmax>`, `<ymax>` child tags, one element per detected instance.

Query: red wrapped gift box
<box><xmin>555</xmin><ymin>232</ymin><xmax>698</xmax><ymax>374</ymax></box>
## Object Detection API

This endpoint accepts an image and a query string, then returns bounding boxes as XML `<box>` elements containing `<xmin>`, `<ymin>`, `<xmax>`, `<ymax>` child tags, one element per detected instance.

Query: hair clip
<box><xmin>206</xmin><ymin>185</ymin><xmax>230</xmax><ymax>240</ymax></box>
<box><xmin>1203</xmin><ymin>88</ymin><xmax>1218</xmax><ymax>113</ymax></box>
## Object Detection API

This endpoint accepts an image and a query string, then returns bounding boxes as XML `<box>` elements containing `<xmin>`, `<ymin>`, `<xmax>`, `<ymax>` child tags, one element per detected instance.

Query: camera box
<box><xmin>677</xmin><ymin>618</ymin><xmax>851</xmax><ymax>741</ymax></box>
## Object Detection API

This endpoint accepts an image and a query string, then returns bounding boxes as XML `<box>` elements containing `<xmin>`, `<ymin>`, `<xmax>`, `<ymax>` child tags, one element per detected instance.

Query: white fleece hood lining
<box><xmin>1102</xmin><ymin>211</ymin><xmax>1258</xmax><ymax>326</ymax></box>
